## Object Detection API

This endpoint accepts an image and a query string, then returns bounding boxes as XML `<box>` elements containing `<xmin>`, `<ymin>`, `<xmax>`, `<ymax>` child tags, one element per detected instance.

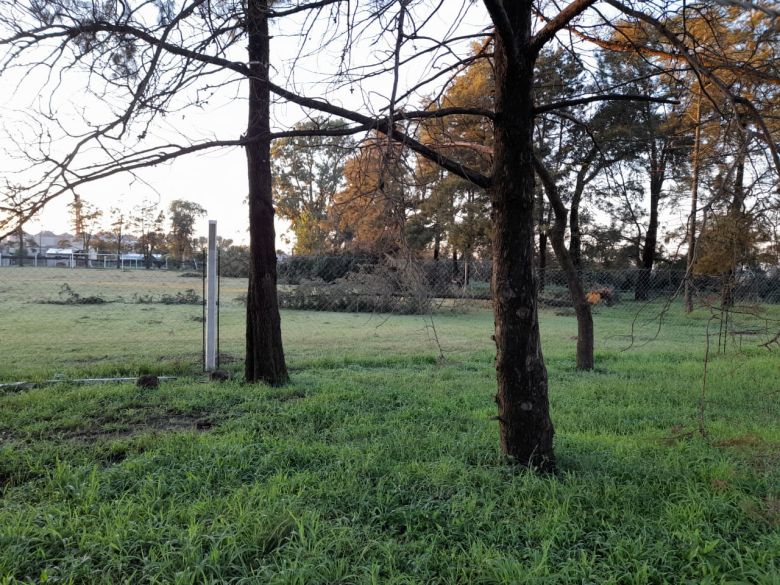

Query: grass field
<box><xmin>1</xmin><ymin>268</ymin><xmax>779</xmax><ymax>583</ymax></box>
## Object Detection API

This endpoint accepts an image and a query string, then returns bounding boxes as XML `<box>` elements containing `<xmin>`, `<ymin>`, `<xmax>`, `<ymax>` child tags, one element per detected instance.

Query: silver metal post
<box><xmin>206</xmin><ymin>220</ymin><xmax>218</xmax><ymax>371</ymax></box>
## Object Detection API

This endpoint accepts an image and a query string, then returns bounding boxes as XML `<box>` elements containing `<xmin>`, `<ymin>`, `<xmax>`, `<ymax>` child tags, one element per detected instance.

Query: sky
<box><xmin>0</xmin><ymin>1</ymin><xmax>489</xmax><ymax>250</ymax></box>
<box><xmin>0</xmin><ymin>1</ymin><xmax>710</xmax><ymax>259</ymax></box>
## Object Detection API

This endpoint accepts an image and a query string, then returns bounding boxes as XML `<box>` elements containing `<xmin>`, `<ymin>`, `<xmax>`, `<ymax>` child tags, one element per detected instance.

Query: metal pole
<box><xmin>201</xmin><ymin>249</ymin><xmax>206</xmax><ymax>371</ymax></box>
<box><xmin>205</xmin><ymin>220</ymin><xmax>218</xmax><ymax>371</ymax></box>
<box><xmin>217</xmin><ymin>247</ymin><xmax>221</xmax><ymax>369</ymax></box>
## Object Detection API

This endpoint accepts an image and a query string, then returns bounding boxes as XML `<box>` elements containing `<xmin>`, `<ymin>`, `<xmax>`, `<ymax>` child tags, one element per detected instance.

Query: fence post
<box><xmin>205</xmin><ymin>220</ymin><xmax>218</xmax><ymax>371</ymax></box>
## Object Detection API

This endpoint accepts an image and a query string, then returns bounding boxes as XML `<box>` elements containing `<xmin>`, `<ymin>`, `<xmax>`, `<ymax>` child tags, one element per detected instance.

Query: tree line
<box><xmin>63</xmin><ymin>195</ymin><xmax>209</xmax><ymax>267</ymax></box>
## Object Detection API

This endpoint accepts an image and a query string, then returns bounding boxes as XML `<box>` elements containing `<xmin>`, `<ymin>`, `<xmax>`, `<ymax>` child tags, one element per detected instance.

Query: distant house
<box><xmin>35</xmin><ymin>231</ymin><xmax>81</xmax><ymax>252</ymax></box>
<box><xmin>119</xmin><ymin>252</ymin><xmax>166</xmax><ymax>268</ymax></box>
<box><xmin>0</xmin><ymin>231</ymin><xmax>50</xmax><ymax>264</ymax></box>
<box><xmin>0</xmin><ymin>231</ymin><xmax>36</xmax><ymax>256</ymax></box>
<box><xmin>44</xmin><ymin>248</ymin><xmax>77</xmax><ymax>268</ymax></box>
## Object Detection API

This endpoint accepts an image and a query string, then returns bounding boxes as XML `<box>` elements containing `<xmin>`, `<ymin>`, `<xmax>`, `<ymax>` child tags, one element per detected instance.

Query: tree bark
<box><xmin>569</xmin><ymin>146</ymin><xmax>598</xmax><ymax>269</ymax></box>
<box><xmin>491</xmin><ymin>9</ymin><xmax>555</xmax><ymax>472</ymax></box>
<box><xmin>722</xmin><ymin>146</ymin><xmax>747</xmax><ymax>310</ymax></box>
<box><xmin>536</xmin><ymin>186</ymin><xmax>547</xmax><ymax>293</ymax></box>
<box><xmin>635</xmin><ymin>138</ymin><xmax>665</xmax><ymax>301</ymax></box>
<box><xmin>244</xmin><ymin>0</ymin><xmax>289</xmax><ymax>385</ymax></box>
<box><xmin>684</xmin><ymin>93</ymin><xmax>702</xmax><ymax>313</ymax></box>
<box><xmin>115</xmin><ymin>229</ymin><xmax>122</xmax><ymax>270</ymax></box>
<box><xmin>17</xmin><ymin>226</ymin><xmax>24</xmax><ymax>267</ymax></box>
<box><xmin>534</xmin><ymin>156</ymin><xmax>595</xmax><ymax>371</ymax></box>
<box><xmin>451</xmin><ymin>248</ymin><xmax>458</xmax><ymax>280</ymax></box>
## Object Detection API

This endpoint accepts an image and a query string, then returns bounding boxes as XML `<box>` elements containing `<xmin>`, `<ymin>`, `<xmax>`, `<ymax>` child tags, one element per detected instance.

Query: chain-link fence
<box><xmin>2</xmin><ymin>254</ymin><xmax>779</xmax><ymax>381</ymax></box>
<box><xmin>0</xmin><ymin>262</ymin><xmax>207</xmax><ymax>381</ymax></box>
<box><xmin>272</xmin><ymin>255</ymin><xmax>780</xmax><ymax>311</ymax></box>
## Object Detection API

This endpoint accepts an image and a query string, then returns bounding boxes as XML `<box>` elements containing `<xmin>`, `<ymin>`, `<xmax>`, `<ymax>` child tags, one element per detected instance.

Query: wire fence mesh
<box><xmin>2</xmin><ymin>254</ymin><xmax>779</xmax><ymax>381</ymax></box>
<box><xmin>273</xmin><ymin>255</ymin><xmax>780</xmax><ymax>310</ymax></box>
<box><xmin>0</xmin><ymin>262</ymin><xmax>207</xmax><ymax>381</ymax></box>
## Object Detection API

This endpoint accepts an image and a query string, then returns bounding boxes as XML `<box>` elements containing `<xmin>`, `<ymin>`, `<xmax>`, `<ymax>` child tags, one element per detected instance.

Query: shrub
<box><xmin>133</xmin><ymin>289</ymin><xmax>202</xmax><ymax>305</ymax></box>
<box><xmin>277</xmin><ymin>262</ymin><xmax>433</xmax><ymax>314</ymax></box>
<box><xmin>278</xmin><ymin>254</ymin><xmax>378</xmax><ymax>284</ymax></box>
<box><xmin>39</xmin><ymin>283</ymin><xmax>109</xmax><ymax>305</ymax></box>
<box><xmin>587</xmin><ymin>286</ymin><xmax>618</xmax><ymax>306</ymax></box>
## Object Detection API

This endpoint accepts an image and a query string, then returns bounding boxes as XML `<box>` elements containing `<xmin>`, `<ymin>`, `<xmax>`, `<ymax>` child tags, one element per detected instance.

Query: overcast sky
<box><xmin>0</xmin><ymin>2</ymin><xmax>489</xmax><ymax>250</ymax></box>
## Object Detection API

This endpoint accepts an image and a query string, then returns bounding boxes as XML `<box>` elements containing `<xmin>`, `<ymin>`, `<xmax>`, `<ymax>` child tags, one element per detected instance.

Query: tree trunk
<box><xmin>534</xmin><ymin>157</ymin><xmax>595</xmax><ymax>371</ymax></box>
<box><xmin>635</xmin><ymin>145</ymin><xmax>664</xmax><ymax>301</ymax></box>
<box><xmin>684</xmin><ymin>93</ymin><xmax>702</xmax><ymax>313</ymax></box>
<box><xmin>244</xmin><ymin>0</ymin><xmax>289</xmax><ymax>385</ymax></box>
<box><xmin>17</xmin><ymin>226</ymin><xmax>24</xmax><ymax>267</ymax></box>
<box><xmin>491</xmin><ymin>14</ymin><xmax>555</xmax><ymax>472</ymax></box>
<box><xmin>536</xmin><ymin>187</ymin><xmax>547</xmax><ymax>293</ymax></box>
<box><xmin>451</xmin><ymin>248</ymin><xmax>458</xmax><ymax>280</ymax></box>
<box><xmin>721</xmin><ymin>146</ymin><xmax>747</xmax><ymax>310</ymax></box>
<box><xmin>569</xmin><ymin>198</ymin><xmax>582</xmax><ymax>270</ymax></box>
<box><xmin>569</xmin><ymin>146</ymin><xmax>597</xmax><ymax>270</ymax></box>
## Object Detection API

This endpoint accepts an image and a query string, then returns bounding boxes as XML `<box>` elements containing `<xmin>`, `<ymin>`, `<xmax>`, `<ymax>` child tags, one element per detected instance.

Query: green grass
<box><xmin>1</xmin><ymin>268</ymin><xmax>779</xmax><ymax>583</ymax></box>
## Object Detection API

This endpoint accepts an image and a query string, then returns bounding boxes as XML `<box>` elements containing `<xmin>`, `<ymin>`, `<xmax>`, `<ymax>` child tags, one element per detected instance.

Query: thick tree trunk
<box><xmin>244</xmin><ymin>0</ymin><xmax>289</xmax><ymax>385</ymax></box>
<box><xmin>491</xmin><ymin>15</ymin><xmax>555</xmax><ymax>472</ymax></box>
<box><xmin>534</xmin><ymin>157</ymin><xmax>595</xmax><ymax>371</ymax></box>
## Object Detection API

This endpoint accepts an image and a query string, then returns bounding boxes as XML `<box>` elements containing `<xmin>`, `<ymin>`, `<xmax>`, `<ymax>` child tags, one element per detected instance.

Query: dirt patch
<box><xmin>195</xmin><ymin>419</ymin><xmax>214</xmax><ymax>431</ymax></box>
<box><xmin>63</xmin><ymin>410</ymin><xmax>222</xmax><ymax>443</ymax></box>
<box><xmin>712</xmin><ymin>434</ymin><xmax>779</xmax><ymax>474</ymax></box>
<box><xmin>714</xmin><ymin>434</ymin><xmax>763</xmax><ymax>448</ymax></box>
